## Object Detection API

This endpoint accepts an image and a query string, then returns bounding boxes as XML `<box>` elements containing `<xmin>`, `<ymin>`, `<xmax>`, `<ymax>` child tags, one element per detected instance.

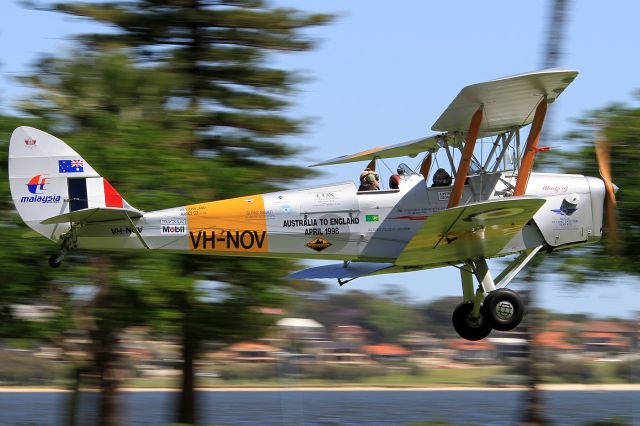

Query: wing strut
<box><xmin>494</xmin><ymin>245</ymin><xmax>544</xmax><ymax>288</ymax></box>
<box><xmin>124</xmin><ymin>211</ymin><xmax>150</xmax><ymax>249</ymax></box>
<box><xmin>513</xmin><ymin>99</ymin><xmax>547</xmax><ymax>195</ymax></box>
<box><xmin>448</xmin><ymin>107</ymin><xmax>483</xmax><ymax>208</ymax></box>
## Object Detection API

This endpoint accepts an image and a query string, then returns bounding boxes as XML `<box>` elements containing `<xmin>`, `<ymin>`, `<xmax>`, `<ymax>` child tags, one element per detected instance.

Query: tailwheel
<box><xmin>48</xmin><ymin>235</ymin><xmax>73</xmax><ymax>269</ymax></box>
<box><xmin>482</xmin><ymin>288</ymin><xmax>524</xmax><ymax>331</ymax></box>
<box><xmin>452</xmin><ymin>302</ymin><xmax>492</xmax><ymax>341</ymax></box>
<box><xmin>48</xmin><ymin>255</ymin><xmax>62</xmax><ymax>268</ymax></box>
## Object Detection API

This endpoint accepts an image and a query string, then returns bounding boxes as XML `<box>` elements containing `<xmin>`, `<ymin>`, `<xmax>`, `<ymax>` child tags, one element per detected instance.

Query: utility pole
<box><xmin>520</xmin><ymin>1</ymin><xmax>570</xmax><ymax>425</ymax></box>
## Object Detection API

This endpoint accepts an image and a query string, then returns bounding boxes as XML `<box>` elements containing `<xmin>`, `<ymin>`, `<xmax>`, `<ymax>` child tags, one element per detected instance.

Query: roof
<box><xmin>277</xmin><ymin>317</ymin><xmax>324</xmax><ymax>329</ymax></box>
<box><xmin>546</xmin><ymin>320</ymin><xmax>579</xmax><ymax>331</ymax></box>
<box><xmin>534</xmin><ymin>331</ymin><xmax>579</xmax><ymax>350</ymax></box>
<box><xmin>447</xmin><ymin>340</ymin><xmax>495</xmax><ymax>351</ymax></box>
<box><xmin>228</xmin><ymin>342</ymin><xmax>279</xmax><ymax>352</ymax></box>
<box><xmin>361</xmin><ymin>344</ymin><xmax>410</xmax><ymax>356</ymax></box>
<box><xmin>333</xmin><ymin>325</ymin><xmax>367</xmax><ymax>335</ymax></box>
<box><xmin>582</xmin><ymin>321</ymin><xmax>634</xmax><ymax>334</ymax></box>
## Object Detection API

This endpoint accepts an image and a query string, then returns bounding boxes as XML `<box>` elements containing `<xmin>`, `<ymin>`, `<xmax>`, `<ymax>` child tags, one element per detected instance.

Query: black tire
<box><xmin>48</xmin><ymin>255</ymin><xmax>61</xmax><ymax>268</ymax></box>
<box><xmin>483</xmin><ymin>288</ymin><xmax>524</xmax><ymax>331</ymax></box>
<box><xmin>452</xmin><ymin>302</ymin><xmax>492</xmax><ymax>341</ymax></box>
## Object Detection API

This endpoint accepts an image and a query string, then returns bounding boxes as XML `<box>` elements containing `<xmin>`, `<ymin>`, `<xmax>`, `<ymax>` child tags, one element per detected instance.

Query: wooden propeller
<box><xmin>594</xmin><ymin>129</ymin><xmax>619</xmax><ymax>251</ymax></box>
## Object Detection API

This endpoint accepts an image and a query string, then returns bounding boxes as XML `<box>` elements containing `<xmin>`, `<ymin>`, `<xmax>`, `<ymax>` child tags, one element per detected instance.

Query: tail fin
<box><xmin>8</xmin><ymin>126</ymin><xmax>137</xmax><ymax>241</ymax></box>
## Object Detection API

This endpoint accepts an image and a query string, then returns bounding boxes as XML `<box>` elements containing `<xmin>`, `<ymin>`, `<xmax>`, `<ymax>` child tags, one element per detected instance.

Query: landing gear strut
<box><xmin>48</xmin><ymin>235</ymin><xmax>74</xmax><ymax>268</ymax></box>
<box><xmin>453</xmin><ymin>256</ymin><xmax>529</xmax><ymax>340</ymax></box>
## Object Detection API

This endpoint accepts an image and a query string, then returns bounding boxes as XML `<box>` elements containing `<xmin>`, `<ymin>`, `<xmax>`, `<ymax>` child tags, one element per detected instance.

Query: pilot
<box><xmin>389</xmin><ymin>174</ymin><xmax>401</xmax><ymax>189</ymax></box>
<box><xmin>432</xmin><ymin>168</ymin><xmax>452</xmax><ymax>187</ymax></box>
<box><xmin>359</xmin><ymin>168</ymin><xmax>380</xmax><ymax>191</ymax></box>
<box><xmin>388</xmin><ymin>167</ymin><xmax>405</xmax><ymax>189</ymax></box>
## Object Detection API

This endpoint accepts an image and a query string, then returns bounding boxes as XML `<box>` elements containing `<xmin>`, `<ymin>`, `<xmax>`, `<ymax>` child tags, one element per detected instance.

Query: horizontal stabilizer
<box><xmin>287</xmin><ymin>262</ymin><xmax>394</xmax><ymax>280</ymax></box>
<box><xmin>41</xmin><ymin>207</ymin><xmax>143</xmax><ymax>225</ymax></box>
<box><xmin>396</xmin><ymin>197</ymin><xmax>545</xmax><ymax>266</ymax></box>
<box><xmin>311</xmin><ymin>135</ymin><xmax>440</xmax><ymax>167</ymax></box>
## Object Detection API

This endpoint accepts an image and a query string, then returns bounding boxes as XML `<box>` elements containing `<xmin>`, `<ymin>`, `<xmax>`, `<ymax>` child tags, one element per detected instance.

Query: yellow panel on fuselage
<box><xmin>186</xmin><ymin>195</ymin><xmax>269</xmax><ymax>253</ymax></box>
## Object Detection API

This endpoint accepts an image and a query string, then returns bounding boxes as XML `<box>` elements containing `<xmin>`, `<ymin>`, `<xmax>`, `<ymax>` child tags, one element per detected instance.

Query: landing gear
<box><xmin>48</xmin><ymin>234</ymin><xmax>74</xmax><ymax>268</ymax></box>
<box><xmin>482</xmin><ymin>288</ymin><xmax>524</xmax><ymax>331</ymax></box>
<box><xmin>453</xmin><ymin>256</ymin><xmax>530</xmax><ymax>340</ymax></box>
<box><xmin>48</xmin><ymin>255</ymin><xmax>62</xmax><ymax>268</ymax></box>
<box><xmin>452</xmin><ymin>302</ymin><xmax>492</xmax><ymax>341</ymax></box>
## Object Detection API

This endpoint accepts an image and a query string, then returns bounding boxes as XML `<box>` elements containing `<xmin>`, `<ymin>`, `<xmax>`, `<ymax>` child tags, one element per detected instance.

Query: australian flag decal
<box><xmin>59</xmin><ymin>160</ymin><xmax>84</xmax><ymax>173</ymax></box>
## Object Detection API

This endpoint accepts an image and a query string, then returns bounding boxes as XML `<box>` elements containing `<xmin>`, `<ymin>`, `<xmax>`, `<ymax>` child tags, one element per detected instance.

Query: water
<box><xmin>0</xmin><ymin>390</ymin><xmax>637</xmax><ymax>425</ymax></box>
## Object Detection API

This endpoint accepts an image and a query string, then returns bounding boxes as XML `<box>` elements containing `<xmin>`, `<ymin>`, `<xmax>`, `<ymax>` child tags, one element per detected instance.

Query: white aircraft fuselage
<box><xmin>71</xmin><ymin>170</ymin><xmax>605</xmax><ymax>268</ymax></box>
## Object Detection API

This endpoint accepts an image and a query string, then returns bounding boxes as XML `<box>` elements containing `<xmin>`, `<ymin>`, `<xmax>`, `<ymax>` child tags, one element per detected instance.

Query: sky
<box><xmin>1</xmin><ymin>0</ymin><xmax>639</xmax><ymax>318</ymax></box>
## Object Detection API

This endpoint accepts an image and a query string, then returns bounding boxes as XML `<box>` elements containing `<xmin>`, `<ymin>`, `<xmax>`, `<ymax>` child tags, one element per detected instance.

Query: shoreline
<box><xmin>0</xmin><ymin>384</ymin><xmax>638</xmax><ymax>393</ymax></box>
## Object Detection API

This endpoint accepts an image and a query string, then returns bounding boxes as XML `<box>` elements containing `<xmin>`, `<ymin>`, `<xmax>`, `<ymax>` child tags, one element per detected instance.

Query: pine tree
<box><xmin>53</xmin><ymin>0</ymin><xmax>332</xmax><ymax>192</ymax></box>
<box><xmin>40</xmin><ymin>1</ymin><xmax>334</xmax><ymax>423</ymax></box>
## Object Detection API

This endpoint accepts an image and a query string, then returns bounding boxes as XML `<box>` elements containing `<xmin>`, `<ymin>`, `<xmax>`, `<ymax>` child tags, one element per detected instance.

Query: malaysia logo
<box><xmin>24</xmin><ymin>137</ymin><xmax>37</xmax><ymax>148</ymax></box>
<box><xmin>21</xmin><ymin>175</ymin><xmax>61</xmax><ymax>204</ymax></box>
<box><xmin>27</xmin><ymin>175</ymin><xmax>48</xmax><ymax>194</ymax></box>
<box><xmin>58</xmin><ymin>159</ymin><xmax>84</xmax><ymax>173</ymax></box>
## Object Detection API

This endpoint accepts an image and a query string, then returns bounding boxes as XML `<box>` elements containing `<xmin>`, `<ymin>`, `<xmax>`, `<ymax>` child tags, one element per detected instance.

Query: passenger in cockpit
<box><xmin>389</xmin><ymin>166</ymin><xmax>405</xmax><ymax>189</ymax></box>
<box><xmin>432</xmin><ymin>168</ymin><xmax>452</xmax><ymax>187</ymax></box>
<box><xmin>359</xmin><ymin>167</ymin><xmax>380</xmax><ymax>191</ymax></box>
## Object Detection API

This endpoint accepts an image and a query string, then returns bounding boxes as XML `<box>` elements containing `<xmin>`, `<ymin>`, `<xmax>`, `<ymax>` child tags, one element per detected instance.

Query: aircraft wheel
<box><xmin>48</xmin><ymin>255</ymin><xmax>61</xmax><ymax>268</ymax></box>
<box><xmin>452</xmin><ymin>302</ymin><xmax>492</xmax><ymax>341</ymax></box>
<box><xmin>483</xmin><ymin>288</ymin><xmax>524</xmax><ymax>331</ymax></box>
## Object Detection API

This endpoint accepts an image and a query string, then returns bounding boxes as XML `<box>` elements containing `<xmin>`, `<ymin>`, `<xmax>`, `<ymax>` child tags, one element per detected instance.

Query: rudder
<box><xmin>8</xmin><ymin>126</ymin><xmax>134</xmax><ymax>241</ymax></box>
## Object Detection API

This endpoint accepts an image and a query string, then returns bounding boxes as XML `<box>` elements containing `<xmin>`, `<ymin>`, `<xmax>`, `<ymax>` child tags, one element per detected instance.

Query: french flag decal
<box><xmin>68</xmin><ymin>177</ymin><xmax>123</xmax><ymax>212</ymax></box>
<box><xmin>103</xmin><ymin>179</ymin><xmax>123</xmax><ymax>208</ymax></box>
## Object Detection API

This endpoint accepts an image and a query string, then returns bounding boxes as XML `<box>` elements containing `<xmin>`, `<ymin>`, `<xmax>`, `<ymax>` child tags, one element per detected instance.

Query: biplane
<box><xmin>8</xmin><ymin>69</ymin><xmax>618</xmax><ymax>340</ymax></box>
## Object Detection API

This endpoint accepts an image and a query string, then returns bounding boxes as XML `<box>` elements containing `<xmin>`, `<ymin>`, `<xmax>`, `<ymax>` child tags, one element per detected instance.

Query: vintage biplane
<box><xmin>8</xmin><ymin>69</ymin><xmax>619</xmax><ymax>340</ymax></box>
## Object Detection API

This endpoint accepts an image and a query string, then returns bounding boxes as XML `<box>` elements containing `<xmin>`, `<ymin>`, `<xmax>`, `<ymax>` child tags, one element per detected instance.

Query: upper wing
<box><xmin>311</xmin><ymin>135</ymin><xmax>440</xmax><ymax>167</ymax></box>
<box><xmin>432</xmin><ymin>69</ymin><xmax>578</xmax><ymax>137</ymax></box>
<box><xmin>312</xmin><ymin>69</ymin><xmax>577</xmax><ymax>168</ymax></box>
<box><xmin>395</xmin><ymin>197</ymin><xmax>545</xmax><ymax>267</ymax></box>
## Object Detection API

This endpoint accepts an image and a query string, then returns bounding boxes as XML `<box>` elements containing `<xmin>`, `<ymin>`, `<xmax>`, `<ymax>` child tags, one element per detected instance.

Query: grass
<box><xmin>123</xmin><ymin>366</ymin><xmax>509</xmax><ymax>389</ymax></box>
<box><xmin>2</xmin><ymin>362</ymin><xmax>630</xmax><ymax>390</ymax></box>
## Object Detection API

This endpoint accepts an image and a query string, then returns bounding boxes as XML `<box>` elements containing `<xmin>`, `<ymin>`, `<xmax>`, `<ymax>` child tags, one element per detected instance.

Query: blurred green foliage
<box><xmin>4</xmin><ymin>0</ymin><xmax>335</xmax><ymax>423</ymax></box>
<box><xmin>0</xmin><ymin>350</ymin><xmax>66</xmax><ymax>385</ymax></box>
<box><xmin>549</xmin><ymin>100</ymin><xmax>640</xmax><ymax>279</ymax></box>
<box><xmin>614</xmin><ymin>358</ymin><xmax>640</xmax><ymax>383</ymax></box>
<box><xmin>0</xmin><ymin>116</ymin><xmax>75</xmax><ymax>340</ymax></box>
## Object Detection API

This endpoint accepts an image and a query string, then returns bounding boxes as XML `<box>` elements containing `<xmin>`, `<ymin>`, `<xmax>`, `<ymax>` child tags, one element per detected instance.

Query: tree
<box><xmin>53</xmin><ymin>0</ymin><xmax>332</xmax><ymax>184</ymax></box>
<box><xmin>0</xmin><ymin>115</ymin><xmax>70</xmax><ymax>342</ymax></box>
<box><xmin>19</xmin><ymin>50</ymin><xmax>202</xmax><ymax>426</ymax></box>
<box><xmin>557</xmin><ymin>101</ymin><xmax>640</xmax><ymax>276</ymax></box>
<box><xmin>31</xmin><ymin>1</ymin><xmax>334</xmax><ymax>423</ymax></box>
<box><xmin>417</xmin><ymin>296</ymin><xmax>462</xmax><ymax>338</ymax></box>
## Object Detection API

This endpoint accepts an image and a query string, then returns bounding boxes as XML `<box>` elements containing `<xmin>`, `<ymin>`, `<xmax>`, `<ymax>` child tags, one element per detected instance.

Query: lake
<box><xmin>0</xmin><ymin>389</ymin><xmax>637</xmax><ymax>425</ymax></box>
